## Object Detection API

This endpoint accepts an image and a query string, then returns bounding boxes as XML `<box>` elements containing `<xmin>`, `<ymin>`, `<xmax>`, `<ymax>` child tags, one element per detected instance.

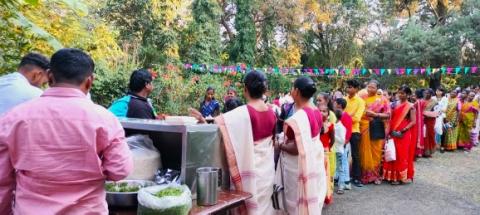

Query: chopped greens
<box><xmin>154</xmin><ymin>187</ymin><xmax>183</xmax><ymax>198</ymax></box>
<box><xmin>105</xmin><ymin>182</ymin><xmax>141</xmax><ymax>192</ymax></box>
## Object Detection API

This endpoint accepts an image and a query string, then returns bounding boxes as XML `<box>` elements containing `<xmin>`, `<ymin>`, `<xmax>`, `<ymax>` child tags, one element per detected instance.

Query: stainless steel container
<box><xmin>196</xmin><ymin>167</ymin><xmax>219</xmax><ymax>206</ymax></box>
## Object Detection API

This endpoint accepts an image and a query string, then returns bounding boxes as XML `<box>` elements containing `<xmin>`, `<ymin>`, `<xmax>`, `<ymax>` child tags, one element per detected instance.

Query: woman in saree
<box><xmin>443</xmin><ymin>89</ymin><xmax>460</xmax><ymax>151</ymax></box>
<box><xmin>214</xmin><ymin>71</ymin><xmax>277</xmax><ymax>214</ymax></box>
<box><xmin>421</xmin><ymin>89</ymin><xmax>439</xmax><ymax>157</ymax></box>
<box><xmin>458</xmin><ymin>91</ymin><xmax>479</xmax><ymax>152</ymax></box>
<box><xmin>359</xmin><ymin>80</ymin><xmax>391</xmax><ymax>185</ymax></box>
<box><xmin>383</xmin><ymin>86</ymin><xmax>416</xmax><ymax>185</ymax></box>
<box><xmin>278</xmin><ymin>76</ymin><xmax>326</xmax><ymax>214</ymax></box>
<box><xmin>413</xmin><ymin>89</ymin><xmax>425</xmax><ymax>157</ymax></box>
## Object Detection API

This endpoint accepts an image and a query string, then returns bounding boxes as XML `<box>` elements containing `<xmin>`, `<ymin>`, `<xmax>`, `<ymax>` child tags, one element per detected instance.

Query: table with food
<box><xmin>105</xmin><ymin>116</ymin><xmax>252</xmax><ymax>214</ymax></box>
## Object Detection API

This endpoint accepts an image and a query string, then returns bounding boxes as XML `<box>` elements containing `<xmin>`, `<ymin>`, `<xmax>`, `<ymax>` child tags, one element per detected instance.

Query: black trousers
<box><xmin>350</xmin><ymin>132</ymin><xmax>362</xmax><ymax>181</ymax></box>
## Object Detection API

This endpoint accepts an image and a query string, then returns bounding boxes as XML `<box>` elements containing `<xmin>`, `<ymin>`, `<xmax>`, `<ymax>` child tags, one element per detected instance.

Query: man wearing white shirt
<box><xmin>0</xmin><ymin>53</ymin><xmax>49</xmax><ymax>115</ymax></box>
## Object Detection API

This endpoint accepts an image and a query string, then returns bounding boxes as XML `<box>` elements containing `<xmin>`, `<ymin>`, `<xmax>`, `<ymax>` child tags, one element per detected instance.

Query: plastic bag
<box><xmin>384</xmin><ymin>138</ymin><xmax>396</xmax><ymax>162</ymax></box>
<box><xmin>126</xmin><ymin>135</ymin><xmax>162</xmax><ymax>180</ymax></box>
<box><xmin>137</xmin><ymin>184</ymin><xmax>192</xmax><ymax>215</ymax></box>
<box><xmin>155</xmin><ymin>169</ymin><xmax>181</xmax><ymax>185</ymax></box>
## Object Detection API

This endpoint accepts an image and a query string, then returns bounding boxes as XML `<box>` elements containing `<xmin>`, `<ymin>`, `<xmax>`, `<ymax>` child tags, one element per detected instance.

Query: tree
<box><xmin>256</xmin><ymin>4</ymin><xmax>278</xmax><ymax>66</ymax></box>
<box><xmin>229</xmin><ymin>0</ymin><xmax>256</xmax><ymax>65</ymax></box>
<box><xmin>363</xmin><ymin>21</ymin><xmax>460</xmax><ymax>68</ymax></box>
<box><xmin>184</xmin><ymin>0</ymin><xmax>222</xmax><ymax>64</ymax></box>
<box><xmin>102</xmin><ymin>0</ymin><xmax>187</xmax><ymax>67</ymax></box>
<box><xmin>301</xmin><ymin>1</ymin><xmax>367</xmax><ymax>68</ymax></box>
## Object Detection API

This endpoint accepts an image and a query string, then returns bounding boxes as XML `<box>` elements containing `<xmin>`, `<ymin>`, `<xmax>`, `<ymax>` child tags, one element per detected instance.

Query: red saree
<box><xmin>383</xmin><ymin>102</ymin><xmax>413</xmax><ymax>182</ymax></box>
<box><xmin>414</xmin><ymin>100</ymin><xmax>426</xmax><ymax>157</ymax></box>
<box><xmin>423</xmin><ymin>99</ymin><xmax>438</xmax><ymax>157</ymax></box>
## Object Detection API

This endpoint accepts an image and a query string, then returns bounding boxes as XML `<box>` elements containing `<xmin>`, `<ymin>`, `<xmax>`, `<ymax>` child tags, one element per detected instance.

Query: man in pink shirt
<box><xmin>0</xmin><ymin>48</ymin><xmax>133</xmax><ymax>214</ymax></box>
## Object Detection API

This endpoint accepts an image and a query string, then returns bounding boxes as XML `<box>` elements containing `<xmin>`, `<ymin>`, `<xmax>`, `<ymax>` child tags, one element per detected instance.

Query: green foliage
<box><xmin>0</xmin><ymin>8</ymin><xmax>35</xmax><ymax>74</ymax></box>
<box><xmin>256</xmin><ymin>6</ymin><xmax>279</xmax><ymax>66</ymax></box>
<box><xmin>363</xmin><ymin>21</ymin><xmax>460</xmax><ymax>68</ymax></box>
<box><xmin>229</xmin><ymin>0</ymin><xmax>256</xmax><ymax>65</ymax></box>
<box><xmin>183</xmin><ymin>0</ymin><xmax>222</xmax><ymax>64</ymax></box>
<box><xmin>90</xmin><ymin>60</ymin><xmax>139</xmax><ymax>107</ymax></box>
<box><xmin>102</xmin><ymin>0</ymin><xmax>183</xmax><ymax>67</ymax></box>
<box><xmin>302</xmin><ymin>2</ymin><xmax>367</xmax><ymax>68</ymax></box>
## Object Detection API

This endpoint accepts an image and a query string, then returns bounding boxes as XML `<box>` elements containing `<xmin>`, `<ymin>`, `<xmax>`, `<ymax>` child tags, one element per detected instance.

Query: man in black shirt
<box><xmin>109</xmin><ymin>69</ymin><xmax>156</xmax><ymax>119</ymax></box>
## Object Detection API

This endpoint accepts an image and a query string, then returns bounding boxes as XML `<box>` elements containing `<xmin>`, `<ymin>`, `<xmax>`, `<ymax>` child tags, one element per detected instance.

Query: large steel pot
<box><xmin>105</xmin><ymin>180</ymin><xmax>156</xmax><ymax>207</ymax></box>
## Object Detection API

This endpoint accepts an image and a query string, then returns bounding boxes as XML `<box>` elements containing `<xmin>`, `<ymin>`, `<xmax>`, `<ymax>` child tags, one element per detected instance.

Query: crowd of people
<box><xmin>0</xmin><ymin>51</ymin><xmax>478</xmax><ymax>214</ymax></box>
<box><xmin>188</xmin><ymin>74</ymin><xmax>480</xmax><ymax>214</ymax></box>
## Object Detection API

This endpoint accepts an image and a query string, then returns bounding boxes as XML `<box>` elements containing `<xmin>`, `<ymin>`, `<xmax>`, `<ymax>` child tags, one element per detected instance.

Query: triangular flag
<box><xmin>374</xmin><ymin>69</ymin><xmax>380</xmax><ymax>75</ymax></box>
<box><xmin>387</xmin><ymin>69</ymin><xmax>392</xmax><ymax>75</ymax></box>
<box><xmin>320</xmin><ymin>68</ymin><xmax>325</xmax><ymax>75</ymax></box>
<box><xmin>346</xmin><ymin>69</ymin><xmax>351</xmax><ymax>75</ymax></box>
<box><xmin>441</xmin><ymin>67</ymin><xmax>446</xmax><ymax>74</ymax></box>
<box><xmin>413</xmin><ymin>68</ymin><xmax>419</xmax><ymax>75</ymax></box>
<box><xmin>447</xmin><ymin>67</ymin><xmax>453</xmax><ymax>74</ymax></box>
<box><xmin>406</xmin><ymin>68</ymin><xmax>412</xmax><ymax>75</ymax></box>
<box><xmin>361</xmin><ymin>68</ymin><xmax>367</xmax><ymax>75</ymax></box>
<box><xmin>464</xmin><ymin>67</ymin><xmax>470</xmax><ymax>74</ymax></box>
<box><xmin>420</xmin><ymin>68</ymin><xmax>425</xmax><ymax>74</ymax></box>
<box><xmin>472</xmin><ymin>67</ymin><xmax>478</xmax><ymax>73</ymax></box>
<box><xmin>314</xmin><ymin>68</ymin><xmax>319</xmax><ymax>74</ymax></box>
<box><xmin>380</xmin><ymin>68</ymin><xmax>385</xmax><ymax>75</ymax></box>
<box><xmin>455</xmin><ymin>67</ymin><xmax>461</xmax><ymax>74</ymax></box>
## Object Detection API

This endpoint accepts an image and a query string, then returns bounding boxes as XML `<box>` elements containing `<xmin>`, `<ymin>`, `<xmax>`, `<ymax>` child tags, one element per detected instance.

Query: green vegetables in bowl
<box><xmin>105</xmin><ymin>182</ymin><xmax>141</xmax><ymax>192</ymax></box>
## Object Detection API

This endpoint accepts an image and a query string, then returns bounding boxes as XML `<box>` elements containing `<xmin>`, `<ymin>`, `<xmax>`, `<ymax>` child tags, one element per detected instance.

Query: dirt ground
<box><xmin>323</xmin><ymin>147</ymin><xmax>480</xmax><ymax>215</ymax></box>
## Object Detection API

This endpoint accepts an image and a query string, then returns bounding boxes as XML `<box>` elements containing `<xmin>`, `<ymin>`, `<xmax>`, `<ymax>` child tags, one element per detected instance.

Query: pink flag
<box><xmin>447</xmin><ymin>67</ymin><xmax>453</xmax><ymax>74</ymax></box>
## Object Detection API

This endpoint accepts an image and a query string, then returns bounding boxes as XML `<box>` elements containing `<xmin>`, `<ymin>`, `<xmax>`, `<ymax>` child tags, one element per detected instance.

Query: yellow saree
<box><xmin>359</xmin><ymin>95</ymin><xmax>390</xmax><ymax>184</ymax></box>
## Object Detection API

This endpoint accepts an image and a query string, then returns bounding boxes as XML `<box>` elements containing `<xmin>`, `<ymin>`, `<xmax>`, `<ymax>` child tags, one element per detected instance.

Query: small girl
<box><xmin>200</xmin><ymin>87</ymin><xmax>220</xmax><ymax>118</ymax></box>
<box><xmin>319</xmin><ymin>104</ymin><xmax>335</xmax><ymax>204</ymax></box>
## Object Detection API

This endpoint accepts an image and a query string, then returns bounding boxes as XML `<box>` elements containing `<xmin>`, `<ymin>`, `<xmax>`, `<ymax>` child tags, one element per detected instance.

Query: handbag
<box><xmin>369</xmin><ymin>117</ymin><xmax>386</xmax><ymax>140</ymax></box>
<box><xmin>384</xmin><ymin>138</ymin><xmax>396</xmax><ymax>162</ymax></box>
<box><xmin>271</xmin><ymin>154</ymin><xmax>287</xmax><ymax>211</ymax></box>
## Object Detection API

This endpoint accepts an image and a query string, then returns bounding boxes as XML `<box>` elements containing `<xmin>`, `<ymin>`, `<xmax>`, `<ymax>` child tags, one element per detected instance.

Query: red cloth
<box><xmin>423</xmin><ymin>117</ymin><xmax>436</xmax><ymax>156</ymax></box>
<box><xmin>273</xmin><ymin>99</ymin><xmax>280</xmax><ymax>107</ymax></box>
<box><xmin>414</xmin><ymin>100</ymin><xmax>426</xmax><ymax>157</ymax></box>
<box><xmin>247</xmin><ymin>105</ymin><xmax>277</xmax><ymax>141</ymax></box>
<box><xmin>340</xmin><ymin>112</ymin><xmax>353</xmax><ymax>143</ymax></box>
<box><xmin>286</xmin><ymin>107</ymin><xmax>322</xmax><ymax>139</ymax></box>
<box><xmin>320</xmin><ymin>123</ymin><xmax>334</xmax><ymax>149</ymax></box>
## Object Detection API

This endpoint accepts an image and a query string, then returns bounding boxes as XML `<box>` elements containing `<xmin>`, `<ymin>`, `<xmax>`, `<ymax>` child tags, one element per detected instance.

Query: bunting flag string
<box><xmin>181</xmin><ymin>63</ymin><xmax>479</xmax><ymax>77</ymax></box>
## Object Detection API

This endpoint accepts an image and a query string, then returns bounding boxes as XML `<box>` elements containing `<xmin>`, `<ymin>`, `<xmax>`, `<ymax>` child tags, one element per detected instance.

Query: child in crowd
<box><xmin>334</xmin><ymin>98</ymin><xmax>353</xmax><ymax>194</ymax></box>
<box><xmin>223</xmin><ymin>87</ymin><xmax>243</xmax><ymax>113</ymax></box>
<box><xmin>333</xmin><ymin>109</ymin><xmax>349</xmax><ymax>194</ymax></box>
<box><xmin>319</xmin><ymin>104</ymin><xmax>335</xmax><ymax>204</ymax></box>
